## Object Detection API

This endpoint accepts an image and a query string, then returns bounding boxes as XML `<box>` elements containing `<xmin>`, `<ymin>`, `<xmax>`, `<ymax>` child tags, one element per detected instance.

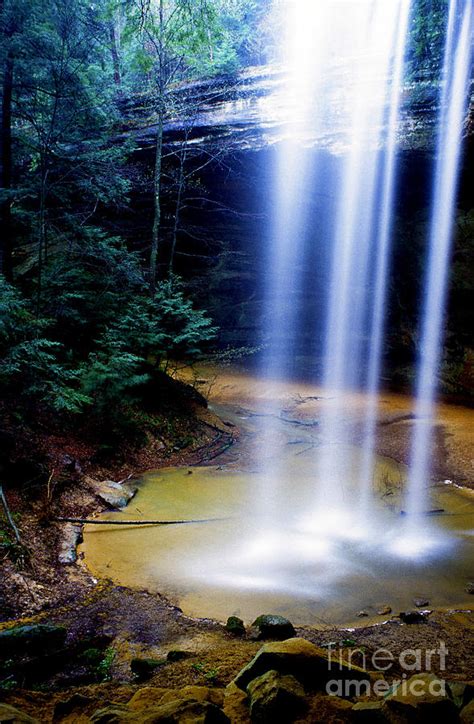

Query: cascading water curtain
<box><xmin>306</xmin><ymin>0</ymin><xmax>411</xmax><ymax>535</ymax></box>
<box><xmin>403</xmin><ymin>0</ymin><xmax>473</xmax><ymax>539</ymax></box>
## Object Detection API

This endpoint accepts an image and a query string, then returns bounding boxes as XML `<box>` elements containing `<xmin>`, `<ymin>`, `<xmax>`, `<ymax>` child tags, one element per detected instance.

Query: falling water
<box><xmin>404</xmin><ymin>0</ymin><xmax>473</xmax><ymax>532</ymax></box>
<box><xmin>358</xmin><ymin>0</ymin><xmax>411</xmax><ymax>518</ymax></box>
<box><xmin>257</xmin><ymin>2</ymin><xmax>330</xmax><ymax>526</ymax></box>
<box><xmin>306</xmin><ymin>0</ymin><xmax>410</xmax><ymax>533</ymax></box>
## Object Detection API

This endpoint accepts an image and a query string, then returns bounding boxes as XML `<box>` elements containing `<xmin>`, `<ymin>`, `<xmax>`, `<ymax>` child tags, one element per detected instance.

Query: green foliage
<box><xmin>96</xmin><ymin>647</ymin><xmax>117</xmax><ymax>682</ymax></box>
<box><xmin>407</xmin><ymin>0</ymin><xmax>449</xmax><ymax>81</ymax></box>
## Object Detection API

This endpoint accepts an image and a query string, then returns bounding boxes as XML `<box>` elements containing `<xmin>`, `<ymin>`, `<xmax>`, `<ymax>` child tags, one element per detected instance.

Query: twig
<box><xmin>0</xmin><ymin>485</ymin><xmax>22</xmax><ymax>544</ymax></box>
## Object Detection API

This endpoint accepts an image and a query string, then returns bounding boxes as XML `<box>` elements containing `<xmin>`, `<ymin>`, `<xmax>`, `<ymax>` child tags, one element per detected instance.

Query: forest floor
<box><xmin>1</xmin><ymin>364</ymin><xmax>473</xmax><ymax>722</ymax></box>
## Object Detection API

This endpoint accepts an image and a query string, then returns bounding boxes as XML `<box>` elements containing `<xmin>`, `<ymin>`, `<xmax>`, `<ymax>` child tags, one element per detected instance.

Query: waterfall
<box><xmin>305</xmin><ymin>0</ymin><xmax>411</xmax><ymax>535</ymax></box>
<box><xmin>403</xmin><ymin>0</ymin><xmax>473</xmax><ymax>534</ymax></box>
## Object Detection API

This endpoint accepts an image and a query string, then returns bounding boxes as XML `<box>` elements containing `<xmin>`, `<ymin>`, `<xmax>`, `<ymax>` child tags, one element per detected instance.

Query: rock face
<box><xmin>121</xmin><ymin>64</ymin><xmax>444</xmax><ymax>155</ymax></box>
<box><xmin>247</xmin><ymin>669</ymin><xmax>307</xmax><ymax>723</ymax></box>
<box><xmin>233</xmin><ymin>638</ymin><xmax>370</xmax><ymax>694</ymax></box>
<box><xmin>251</xmin><ymin>616</ymin><xmax>295</xmax><ymax>641</ymax></box>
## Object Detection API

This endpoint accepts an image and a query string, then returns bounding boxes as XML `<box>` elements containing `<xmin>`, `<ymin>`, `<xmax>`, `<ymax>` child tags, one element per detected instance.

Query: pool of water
<box><xmin>81</xmin><ymin>427</ymin><xmax>474</xmax><ymax>627</ymax></box>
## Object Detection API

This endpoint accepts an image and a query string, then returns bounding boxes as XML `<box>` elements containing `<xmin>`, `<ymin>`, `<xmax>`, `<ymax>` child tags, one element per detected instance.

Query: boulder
<box><xmin>159</xmin><ymin>687</ymin><xmax>224</xmax><ymax>708</ymax></box>
<box><xmin>0</xmin><ymin>704</ymin><xmax>39</xmax><ymax>723</ymax></box>
<box><xmin>233</xmin><ymin>638</ymin><xmax>371</xmax><ymax>694</ymax></box>
<box><xmin>0</xmin><ymin>624</ymin><xmax>67</xmax><ymax>659</ymax></box>
<box><xmin>226</xmin><ymin>616</ymin><xmax>246</xmax><ymax>637</ymax></box>
<box><xmin>298</xmin><ymin>695</ymin><xmax>352</xmax><ymax>722</ymax></box>
<box><xmin>53</xmin><ymin>693</ymin><xmax>92</xmax><ymax>719</ymax></box>
<box><xmin>131</xmin><ymin>658</ymin><xmax>166</xmax><ymax>680</ymax></box>
<box><xmin>247</xmin><ymin>669</ymin><xmax>306</xmax><ymax>723</ymax></box>
<box><xmin>128</xmin><ymin>689</ymin><xmax>171</xmax><ymax>711</ymax></box>
<box><xmin>447</xmin><ymin>681</ymin><xmax>474</xmax><ymax>710</ymax></box>
<box><xmin>413</xmin><ymin>598</ymin><xmax>430</xmax><ymax>608</ymax></box>
<box><xmin>133</xmin><ymin>699</ymin><xmax>229</xmax><ymax>723</ymax></box>
<box><xmin>90</xmin><ymin>705</ymin><xmax>135</xmax><ymax>723</ymax></box>
<box><xmin>86</xmin><ymin>477</ymin><xmax>137</xmax><ymax>510</ymax></box>
<box><xmin>251</xmin><ymin>616</ymin><xmax>295</xmax><ymax>641</ymax></box>
<box><xmin>460</xmin><ymin>699</ymin><xmax>474</xmax><ymax>724</ymax></box>
<box><xmin>384</xmin><ymin>672</ymin><xmax>458</xmax><ymax>722</ymax></box>
<box><xmin>223</xmin><ymin>682</ymin><xmax>250</xmax><ymax>724</ymax></box>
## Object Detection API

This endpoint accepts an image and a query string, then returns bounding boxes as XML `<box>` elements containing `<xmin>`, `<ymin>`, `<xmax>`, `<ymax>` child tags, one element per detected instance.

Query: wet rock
<box><xmin>413</xmin><ymin>597</ymin><xmax>430</xmax><ymax>607</ymax></box>
<box><xmin>58</xmin><ymin>523</ymin><xmax>83</xmax><ymax>565</ymax></box>
<box><xmin>352</xmin><ymin>701</ymin><xmax>387</xmax><ymax>722</ymax></box>
<box><xmin>53</xmin><ymin>693</ymin><xmax>92</xmax><ymax>719</ymax></box>
<box><xmin>460</xmin><ymin>699</ymin><xmax>474</xmax><ymax>724</ymax></box>
<box><xmin>223</xmin><ymin>682</ymin><xmax>250</xmax><ymax>724</ymax></box>
<box><xmin>226</xmin><ymin>616</ymin><xmax>246</xmax><ymax>637</ymax></box>
<box><xmin>0</xmin><ymin>704</ymin><xmax>39</xmax><ymax>723</ymax></box>
<box><xmin>376</xmin><ymin>606</ymin><xmax>392</xmax><ymax>616</ymax></box>
<box><xmin>166</xmin><ymin>650</ymin><xmax>192</xmax><ymax>662</ymax></box>
<box><xmin>131</xmin><ymin>658</ymin><xmax>167</xmax><ymax>680</ymax></box>
<box><xmin>399</xmin><ymin>610</ymin><xmax>430</xmax><ymax>624</ymax></box>
<box><xmin>246</xmin><ymin>669</ymin><xmax>306</xmax><ymax>723</ymax></box>
<box><xmin>251</xmin><ymin>615</ymin><xmax>295</xmax><ymax>640</ymax></box>
<box><xmin>384</xmin><ymin>673</ymin><xmax>458</xmax><ymax>722</ymax></box>
<box><xmin>86</xmin><ymin>477</ymin><xmax>137</xmax><ymax>510</ymax></box>
<box><xmin>233</xmin><ymin>638</ymin><xmax>370</xmax><ymax>693</ymax></box>
<box><xmin>0</xmin><ymin>624</ymin><xmax>67</xmax><ymax>659</ymax></box>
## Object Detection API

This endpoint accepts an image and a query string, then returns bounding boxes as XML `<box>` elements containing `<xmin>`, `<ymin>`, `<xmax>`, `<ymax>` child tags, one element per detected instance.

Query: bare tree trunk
<box><xmin>149</xmin><ymin>106</ymin><xmax>164</xmax><ymax>289</ymax></box>
<box><xmin>0</xmin><ymin>54</ymin><xmax>14</xmax><ymax>281</ymax></box>
<box><xmin>169</xmin><ymin>139</ymin><xmax>186</xmax><ymax>276</ymax></box>
<box><xmin>148</xmin><ymin>0</ymin><xmax>165</xmax><ymax>290</ymax></box>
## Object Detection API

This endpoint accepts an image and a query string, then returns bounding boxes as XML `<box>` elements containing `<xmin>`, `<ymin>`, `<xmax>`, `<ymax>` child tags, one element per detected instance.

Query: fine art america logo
<box><xmin>326</xmin><ymin>642</ymin><xmax>449</xmax><ymax>698</ymax></box>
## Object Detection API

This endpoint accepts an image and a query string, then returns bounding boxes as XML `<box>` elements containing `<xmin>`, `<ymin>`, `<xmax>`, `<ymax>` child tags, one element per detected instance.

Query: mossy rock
<box><xmin>166</xmin><ymin>650</ymin><xmax>192</xmax><ymax>662</ymax></box>
<box><xmin>0</xmin><ymin>624</ymin><xmax>67</xmax><ymax>659</ymax></box>
<box><xmin>226</xmin><ymin>617</ymin><xmax>246</xmax><ymax>637</ymax></box>
<box><xmin>131</xmin><ymin>658</ymin><xmax>167</xmax><ymax>680</ymax></box>
<box><xmin>251</xmin><ymin>616</ymin><xmax>295</xmax><ymax>641</ymax></box>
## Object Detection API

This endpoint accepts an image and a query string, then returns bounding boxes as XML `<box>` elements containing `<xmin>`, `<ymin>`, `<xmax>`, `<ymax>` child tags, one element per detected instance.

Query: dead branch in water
<box><xmin>55</xmin><ymin>516</ymin><xmax>230</xmax><ymax>526</ymax></box>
